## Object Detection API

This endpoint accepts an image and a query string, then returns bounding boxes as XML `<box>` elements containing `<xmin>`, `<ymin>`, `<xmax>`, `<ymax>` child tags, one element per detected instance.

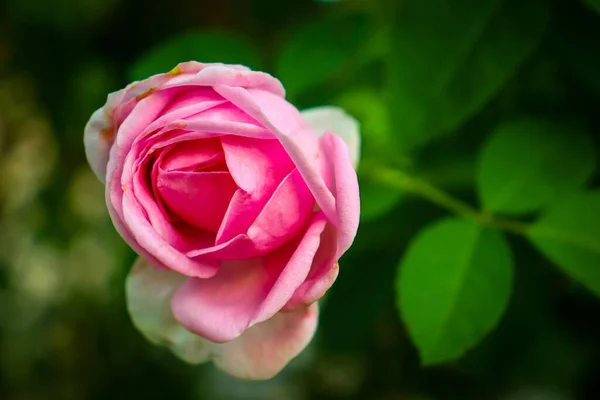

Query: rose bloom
<box><xmin>84</xmin><ymin>62</ymin><xmax>360</xmax><ymax>379</ymax></box>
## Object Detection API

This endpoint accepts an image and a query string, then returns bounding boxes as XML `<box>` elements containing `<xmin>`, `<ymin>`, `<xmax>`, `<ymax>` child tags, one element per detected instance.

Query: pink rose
<box><xmin>84</xmin><ymin>61</ymin><xmax>360</xmax><ymax>379</ymax></box>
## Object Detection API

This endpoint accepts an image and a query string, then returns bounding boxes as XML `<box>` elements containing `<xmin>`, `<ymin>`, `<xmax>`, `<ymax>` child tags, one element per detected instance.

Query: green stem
<box><xmin>362</xmin><ymin>163</ymin><xmax>530</xmax><ymax>236</ymax></box>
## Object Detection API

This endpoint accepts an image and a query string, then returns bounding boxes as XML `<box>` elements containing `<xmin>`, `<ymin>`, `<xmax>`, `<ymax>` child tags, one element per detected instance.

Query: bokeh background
<box><xmin>2</xmin><ymin>0</ymin><xmax>600</xmax><ymax>399</ymax></box>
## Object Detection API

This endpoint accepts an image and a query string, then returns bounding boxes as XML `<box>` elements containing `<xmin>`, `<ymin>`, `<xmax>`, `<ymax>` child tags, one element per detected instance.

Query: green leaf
<box><xmin>388</xmin><ymin>0</ymin><xmax>548</xmax><ymax>151</ymax></box>
<box><xmin>397</xmin><ymin>218</ymin><xmax>513</xmax><ymax>365</ymax></box>
<box><xmin>359</xmin><ymin>180</ymin><xmax>403</xmax><ymax>222</ymax></box>
<box><xmin>129</xmin><ymin>32</ymin><xmax>262</xmax><ymax>81</ymax></box>
<box><xmin>477</xmin><ymin>118</ymin><xmax>596</xmax><ymax>214</ymax></box>
<box><xmin>527</xmin><ymin>191</ymin><xmax>600</xmax><ymax>297</ymax></box>
<box><xmin>275</xmin><ymin>14</ymin><xmax>370</xmax><ymax>98</ymax></box>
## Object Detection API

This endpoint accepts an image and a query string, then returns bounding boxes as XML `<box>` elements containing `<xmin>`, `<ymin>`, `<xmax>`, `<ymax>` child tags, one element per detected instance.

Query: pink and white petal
<box><xmin>127</xmin><ymin>257</ymin><xmax>317</xmax><ymax>379</ymax></box>
<box><xmin>126</xmin><ymin>257</ymin><xmax>212</xmax><ymax>364</ymax></box>
<box><xmin>163</xmin><ymin>65</ymin><xmax>285</xmax><ymax>97</ymax></box>
<box><xmin>319</xmin><ymin>133</ymin><xmax>360</xmax><ymax>258</ymax></box>
<box><xmin>171</xmin><ymin>213</ymin><xmax>327</xmax><ymax>343</ymax></box>
<box><xmin>214</xmin><ymin>85</ymin><xmax>338</xmax><ymax>225</ymax></box>
<box><xmin>212</xmin><ymin>304</ymin><xmax>319</xmax><ymax>380</ymax></box>
<box><xmin>113</xmin><ymin>89</ymin><xmax>179</xmax><ymax>161</ymax></box>
<box><xmin>301</xmin><ymin>106</ymin><xmax>361</xmax><ymax>169</ymax></box>
<box><xmin>84</xmin><ymin>107</ymin><xmax>115</xmax><ymax>182</ymax></box>
<box><xmin>84</xmin><ymin>62</ymin><xmax>226</xmax><ymax>182</ymax></box>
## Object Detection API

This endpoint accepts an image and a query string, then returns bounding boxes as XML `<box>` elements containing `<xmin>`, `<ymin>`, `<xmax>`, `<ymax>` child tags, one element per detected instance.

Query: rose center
<box><xmin>155</xmin><ymin>138</ymin><xmax>236</xmax><ymax>233</ymax></box>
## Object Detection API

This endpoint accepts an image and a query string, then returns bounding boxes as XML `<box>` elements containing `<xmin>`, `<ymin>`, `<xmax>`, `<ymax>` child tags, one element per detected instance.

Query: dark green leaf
<box><xmin>129</xmin><ymin>32</ymin><xmax>262</xmax><ymax>81</ymax></box>
<box><xmin>388</xmin><ymin>0</ymin><xmax>548</xmax><ymax>151</ymax></box>
<box><xmin>477</xmin><ymin>118</ymin><xmax>596</xmax><ymax>214</ymax></box>
<box><xmin>397</xmin><ymin>218</ymin><xmax>513</xmax><ymax>365</ymax></box>
<box><xmin>275</xmin><ymin>15</ymin><xmax>370</xmax><ymax>98</ymax></box>
<box><xmin>527</xmin><ymin>191</ymin><xmax>600</xmax><ymax>297</ymax></box>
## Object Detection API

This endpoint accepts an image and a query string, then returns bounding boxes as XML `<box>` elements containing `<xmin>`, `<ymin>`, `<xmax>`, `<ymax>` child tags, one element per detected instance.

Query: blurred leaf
<box><xmin>275</xmin><ymin>14</ymin><xmax>370</xmax><ymax>98</ymax></box>
<box><xmin>527</xmin><ymin>191</ymin><xmax>600</xmax><ymax>297</ymax></box>
<box><xmin>585</xmin><ymin>0</ymin><xmax>600</xmax><ymax>14</ymax></box>
<box><xmin>477</xmin><ymin>118</ymin><xmax>596</xmax><ymax>214</ymax></box>
<box><xmin>129</xmin><ymin>32</ymin><xmax>262</xmax><ymax>81</ymax></box>
<box><xmin>397</xmin><ymin>218</ymin><xmax>513</xmax><ymax>365</ymax></box>
<box><xmin>334</xmin><ymin>88</ymin><xmax>391</xmax><ymax>155</ymax></box>
<box><xmin>359</xmin><ymin>180</ymin><xmax>403</xmax><ymax>222</ymax></box>
<box><xmin>388</xmin><ymin>0</ymin><xmax>548</xmax><ymax>151</ymax></box>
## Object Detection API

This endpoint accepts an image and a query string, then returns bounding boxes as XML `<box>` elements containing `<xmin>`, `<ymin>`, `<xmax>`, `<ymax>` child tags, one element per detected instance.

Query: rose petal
<box><xmin>161</xmin><ymin>88</ymin><xmax>223</xmax><ymax>115</ymax></box>
<box><xmin>104</xmin><ymin>89</ymin><xmax>221</xmax><ymax>275</ymax></box>
<box><xmin>172</xmin><ymin>213</ymin><xmax>327</xmax><ymax>343</ymax></box>
<box><xmin>247</xmin><ymin>169</ymin><xmax>314</xmax><ymax>253</ymax></box>
<box><xmin>213</xmin><ymin>85</ymin><xmax>339</xmax><ymax>226</ymax></box>
<box><xmin>160</xmin><ymin>138</ymin><xmax>225</xmax><ymax>172</ymax></box>
<box><xmin>188</xmin><ymin>102</ymin><xmax>264</xmax><ymax>128</ymax></box>
<box><xmin>157</xmin><ymin>170</ymin><xmax>237</xmax><ymax>232</ymax></box>
<box><xmin>216</xmin><ymin>136</ymin><xmax>294</xmax><ymax>244</ymax></box>
<box><xmin>84</xmin><ymin>107</ymin><xmax>114</xmax><ymax>182</ymax></box>
<box><xmin>301</xmin><ymin>106</ymin><xmax>361</xmax><ymax>169</ymax></box>
<box><xmin>163</xmin><ymin>65</ymin><xmax>285</xmax><ymax>98</ymax></box>
<box><xmin>127</xmin><ymin>257</ymin><xmax>318</xmax><ymax>380</ymax></box>
<box><xmin>121</xmin><ymin>187</ymin><xmax>220</xmax><ymax>278</ymax></box>
<box><xmin>84</xmin><ymin>62</ymin><xmax>231</xmax><ymax>183</ymax></box>
<box><xmin>198</xmin><ymin>168</ymin><xmax>313</xmax><ymax>261</ymax></box>
<box><xmin>212</xmin><ymin>303</ymin><xmax>318</xmax><ymax>380</ymax></box>
<box><xmin>284</xmin><ymin>222</ymin><xmax>339</xmax><ymax>310</ymax></box>
<box><xmin>126</xmin><ymin>257</ymin><xmax>212</xmax><ymax>364</ymax></box>
<box><xmin>319</xmin><ymin>133</ymin><xmax>360</xmax><ymax>258</ymax></box>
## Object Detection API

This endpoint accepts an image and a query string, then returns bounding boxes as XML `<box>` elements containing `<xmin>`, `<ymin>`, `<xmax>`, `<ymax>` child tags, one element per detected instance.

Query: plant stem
<box><xmin>362</xmin><ymin>163</ymin><xmax>530</xmax><ymax>236</ymax></box>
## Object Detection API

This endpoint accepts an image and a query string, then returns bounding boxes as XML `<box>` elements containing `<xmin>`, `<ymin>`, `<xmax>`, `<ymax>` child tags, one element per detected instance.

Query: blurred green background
<box><xmin>1</xmin><ymin>0</ymin><xmax>600</xmax><ymax>399</ymax></box>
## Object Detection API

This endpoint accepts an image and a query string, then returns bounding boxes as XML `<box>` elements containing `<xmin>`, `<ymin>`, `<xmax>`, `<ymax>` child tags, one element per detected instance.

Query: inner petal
<box><xmin>161</xmin><ymin>87</ymin><xmax>223</xmax><ymax>115</ymax></box>
<box><xmin>157</xmin><ymin>169</ymin><xmax>237</xmax><ymax>233</ymax></box>
<box><xmin>161</xmin><ymin>138</ymin><xmax>225</xmax><ymax>172</ymax></box>
<box><xmin>216</xmin><ymin>136</ymin><xmax>295</xmax><ymax>244</ymax></box>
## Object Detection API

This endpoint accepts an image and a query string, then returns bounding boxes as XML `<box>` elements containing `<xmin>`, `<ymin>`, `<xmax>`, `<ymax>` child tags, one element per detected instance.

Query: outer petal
<box><xmin>126</xmin><ymin>257</ymin><xmax>212</xmax><ymax>364</ymax></box>
<box><xmin>320</xmin><ymin>133</ymin><xmax>360</xmax><ymax>258</ymax></box>
<box><xmin>83</xmin><ymin>61</ymin><xmax>254</xmax><ymax>183</ymax></box>
<box><xmin>127</xmin><ymin>258</ymin><xmax>318</xmax><ymax>380</ymax></box>
<box><xmin>301</xmin><ymin>106</ymin><xmax>361</xmax><ymax>169</ymax></box>
<box><xmin>171</xmin><ymin>213</ymin><xmax>327</xmax><ymax>343</ymax></box>
<box><xmin>84</xmin><ymin>107</ymin><xmax>116</xmax><ymax>182</ymax></box>
<box><xmin>284</xmin><ymin>222</ymin><xmax>339</xmax><ymax>311</ymax></box>
<box><xmin>163</xmin><ymin>64</ymin><xmax>285</xmax><ymax>98</ymax></box>
<box><xmin>213</xmin><ymin>303</ymin><xmax>318</xmax><ymax>380</ymax></box>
